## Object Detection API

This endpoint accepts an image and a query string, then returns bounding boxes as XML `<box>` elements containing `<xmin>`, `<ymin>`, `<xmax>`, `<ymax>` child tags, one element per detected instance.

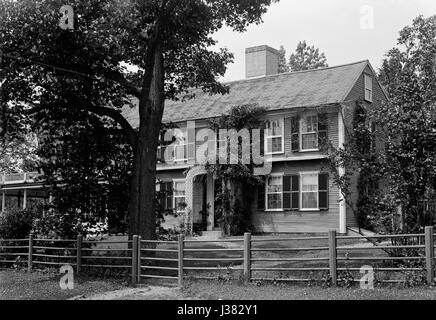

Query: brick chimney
<box><xmin>245</xmin><ymin>45</ymin><xmax>279</xmax><ymax>79</ymax></box>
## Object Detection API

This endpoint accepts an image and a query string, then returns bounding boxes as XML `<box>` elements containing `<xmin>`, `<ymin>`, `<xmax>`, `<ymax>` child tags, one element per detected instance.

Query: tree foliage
<box><xmin>288</xmin><ymin>40</ymin><xmax>328</xmax><ymax>72</ymax></box>
<box><xmin>328</xmin><ymin>15</ymin><xmax>436</xmax><ymax>233</ymax></box>
<box><xmin>277</xmin><ymin>45</ymin><xmax>289</xmax><ymax>73</ymax></box>
<box><xmin>0</xmin><ymin>0</ymin><xmax>277</xmax><ymax>239</ymax></box>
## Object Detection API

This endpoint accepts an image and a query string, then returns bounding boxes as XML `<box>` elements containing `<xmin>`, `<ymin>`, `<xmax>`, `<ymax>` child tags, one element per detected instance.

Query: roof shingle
<box><xmin>122</xmin><ymin>60</ymin><xmax>368</xmax><ymax>127</ymax></box>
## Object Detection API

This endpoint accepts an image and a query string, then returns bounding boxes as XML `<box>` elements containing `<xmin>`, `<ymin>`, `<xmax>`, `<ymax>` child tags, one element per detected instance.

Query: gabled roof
<box><xmin>123</xmin><ymin>60</ymin><xmax>370</xmax><ymax>127</ymax></box>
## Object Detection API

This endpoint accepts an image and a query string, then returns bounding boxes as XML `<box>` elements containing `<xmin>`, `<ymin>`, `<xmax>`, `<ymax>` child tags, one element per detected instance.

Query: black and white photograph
<box><xmin>0</xmin><ymin>0</ymin><xmax>436</xmax><ymax>308</ymax></box>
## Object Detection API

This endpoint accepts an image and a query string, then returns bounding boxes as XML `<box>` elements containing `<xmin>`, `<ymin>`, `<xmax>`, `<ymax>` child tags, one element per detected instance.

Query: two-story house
<box><xmin>123</xmin><ymin>45</ymin><xmax>388</xmax><ymax>235</ymax></box>
<box><xmin>0</xmin><ymin>45</ymin><xmax>388</xmax><ymax>235</ymax></box>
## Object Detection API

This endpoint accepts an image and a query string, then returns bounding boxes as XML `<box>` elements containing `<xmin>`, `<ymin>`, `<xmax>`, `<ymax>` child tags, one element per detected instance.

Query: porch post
<box><xmin>338</xmin><ymin>108</ymin><xmax>347</xmax><ymax>234</ymax></box>
<box><xmin>23</xmin><ymin>189</ymin><xmax>27</xmax><ymax>209</ymax></box>
<box><xmin>206</xmin><ymin>174</ymin><xmax>214</xmax><ymax>231</ymax></box>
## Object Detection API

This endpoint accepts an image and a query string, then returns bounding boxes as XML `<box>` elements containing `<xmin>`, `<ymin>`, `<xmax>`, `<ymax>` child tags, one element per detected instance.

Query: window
<box><xmin>262</xmin><ymin>172</ymin><xmax>329</xmax><ymax>212</ymax></box>
<box><xmin>266</xmin><ymin>175</ymin><xmax>283</xmax><ymax>210</ymax></box>
<box><xmin>174</xmin><ymin>129</ymin><xmax>188</xmax><ymax>161</ymax></box>
<box><xmin>300</xmin><ymin>173</ymin><xmax>318</xmax><ymax>210</ymax></box>
<box><xmin>216</xmin><ymin>130</ymin><xmax>228</xmax><ymax>162</ymax></box>
<box><xmin>157</xmin><ymin>180</ymin><xmax>186</xmax><ymax>213</ymax></box>
<box><xmin>157</xmin><ymin>181</ymin><xmax>173</xmax><ymax>211</ymax></box>
<box><xmin>173</xmin><ymin>180</ymin><xmax>186</xmax><ymax>213</ymax></box>
<box><xmin>364</xmin><ymin>74</ymin><xmax>373</xmax><ymax>102</ymax></box>
<box><xmin>300</xmin><ymin>115</ymin><xmax>318</xmax><ymax>151</ymax></box>
<box><xmin>265</xmin><ymin>119</ymin><xmax>284</xmax><ymax>154</ymax></box>
<box><xmin>163</xmin><ymin>126</ymin><xmax>195</xmax><ymax>163</ymax></box>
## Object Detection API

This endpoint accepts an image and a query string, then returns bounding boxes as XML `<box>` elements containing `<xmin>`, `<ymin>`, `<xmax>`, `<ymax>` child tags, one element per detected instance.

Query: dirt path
<box><xmin>70</xmin><ymin>285</ymin><xmax>194</xmax><ymax>300</ymax></box>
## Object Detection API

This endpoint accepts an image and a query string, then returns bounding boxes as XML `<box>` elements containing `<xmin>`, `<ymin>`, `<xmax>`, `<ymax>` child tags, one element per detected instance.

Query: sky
<box><xmin>212</xmin><ymin>0</ymin><xmax>436</xmax><ymax>82</ymax></box>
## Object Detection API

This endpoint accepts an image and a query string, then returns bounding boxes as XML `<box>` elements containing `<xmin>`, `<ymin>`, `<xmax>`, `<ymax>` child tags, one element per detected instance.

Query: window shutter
<box><xmin>283</xmin><ymin>175</ymin><xmax>291</xmax><ymax>210</ymax></box>
<box><xmin>187</xmin><ymin>127</ymin><xmax>195</xmax><ymax>161</ymax></box>
<box><xmin>164</xmin><ymin>182</ymin><xmax>173</xmax><ymax>210</ymax></box>
<box><xmin>318</xmin><ymin>173</ymin><xmax>329</xmax><ymax>210</ymax></box>
<box><xmin>158</xmin><ymin>182</ymin><xmax>165</xmax><ymax>209</ymax></box>
<box><xmin>156</xmin><ymin>146</ymin><xmax>162</xmax><ymax>162</ymax></box>
<box><xmin>257</xmin><ymin>183</ymin><xmax>265</xmax><ymax>210</ymax></box>
<box><xmin>318</xmin><ymin>113</ymin><xmax>328</xmax><ymax>148</ymax></box>
<box><xmin>291</xmin><ymin>116</ymin><xmax>300</xmax><ymax>152</ymax></box>
<box><xmin>290</xmin><ymin>175</ymin><xmax>299</xmax><ymax>210</ymax></box>
<box><xmin>260</xmin><ymin>126</ymin><xmax>265</xmax><ymax>156</ymax></box>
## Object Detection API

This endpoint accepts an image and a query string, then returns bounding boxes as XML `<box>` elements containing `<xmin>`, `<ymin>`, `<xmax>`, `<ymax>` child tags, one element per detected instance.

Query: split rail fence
<box><xmin>1</xmin><ymin>227</ymin><xmax>435</xmax><ymax>287</ymax></box>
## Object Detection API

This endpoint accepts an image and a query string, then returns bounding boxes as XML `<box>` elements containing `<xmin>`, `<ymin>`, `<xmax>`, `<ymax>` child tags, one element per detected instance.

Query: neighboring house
<box><xmin>0</xmin><ymin>45</ymin><xmax>388</xmax><ymax>234</ymax></box>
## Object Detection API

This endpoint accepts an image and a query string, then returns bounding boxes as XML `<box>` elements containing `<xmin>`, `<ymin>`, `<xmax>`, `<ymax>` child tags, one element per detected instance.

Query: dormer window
<box><xmin>364</xmin><ymin>74</ymin><xmax>373</xmax><ymax>102</ymax></box>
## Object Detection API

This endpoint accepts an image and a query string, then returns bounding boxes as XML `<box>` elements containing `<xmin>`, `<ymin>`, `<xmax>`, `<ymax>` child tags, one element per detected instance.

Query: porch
<box><xmin>187</xmin><ymin>172</ymin><xmax>222</xmax><ymax>235</ymax></box>
<box><xmin>0</xmin><ymin>172</ymin><xmax>48</xmax><ymax>212</ymax></box>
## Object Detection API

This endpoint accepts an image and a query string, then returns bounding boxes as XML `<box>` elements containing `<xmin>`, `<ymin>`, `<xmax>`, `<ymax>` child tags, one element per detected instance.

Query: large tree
<box><xmin>0</xmin><ymin>0</ymin><xmax>276</xmax><ymax>239</ymax></box>
<box><xmin>328</xmin><ymin>15</ymin><xmax>436</xmax><ymax>233</ymax></box>
<box><xmin>288</xmin><ymin>40</ymin><xmax>328</xmax><ymax>72</ymax></box>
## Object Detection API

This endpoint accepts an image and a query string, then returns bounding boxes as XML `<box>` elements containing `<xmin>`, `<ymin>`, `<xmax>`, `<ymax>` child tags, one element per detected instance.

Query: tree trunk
<box><xmin>128</xmin><ymin>44</ymin><xmax>165</xmax><ymax>240</ymax></box>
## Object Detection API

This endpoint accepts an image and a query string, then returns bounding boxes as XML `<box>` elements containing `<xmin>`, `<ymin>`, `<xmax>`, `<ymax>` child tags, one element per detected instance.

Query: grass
<box><xmin>182</xmin><ymin>280</ymin><xmax>436</xmax><ymax>300</ymax></box>
<box><xmin>0</xmin><ymin>269</ymin><xmax>125</xmax><ymax>300</ymax></box>
<box><xmin>1</xmin><ymin>269</ymin><xmax>435</xmax><ymax>300</ymax></box>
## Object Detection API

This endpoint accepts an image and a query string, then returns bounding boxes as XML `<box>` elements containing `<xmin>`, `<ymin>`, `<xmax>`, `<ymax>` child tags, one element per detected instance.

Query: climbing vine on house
<box><xmin>206</xmin><ymin>104</ymin><xmax>266</xmax><ymax>236</ymax></box>
<box><xmin>328</xmin><ymin>16</ymin><xmax>436</xmax><ymax>234</ymax></box>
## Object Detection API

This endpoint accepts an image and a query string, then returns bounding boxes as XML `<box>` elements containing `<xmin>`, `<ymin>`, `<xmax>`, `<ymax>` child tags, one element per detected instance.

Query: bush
<box><xmin>0</xmin><ymin>208</ymin><xmax>39</xmax><ymax>239</ymax></box>
<box><xmin>32</xmin><ymin>207</ymin><xmax>86</xmax><ymax>239</ymax></box>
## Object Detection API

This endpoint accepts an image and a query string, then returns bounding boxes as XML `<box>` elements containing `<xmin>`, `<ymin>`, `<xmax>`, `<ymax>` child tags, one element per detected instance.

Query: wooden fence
<box><xmin>1</xmin><ymin>227</ymin><xmax>435</xmax><ymax>287</ymax></box>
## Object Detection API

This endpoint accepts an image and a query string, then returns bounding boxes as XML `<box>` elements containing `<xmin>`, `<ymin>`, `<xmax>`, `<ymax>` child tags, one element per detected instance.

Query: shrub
<box><xmin>82</xmin><ymin>220</ymin><xmax>108</xmax><ymax>239</ymax></box>
<box><xmin>0</xmin><ymin>208</ymin><xmax>39</xmax><ymax>239</ymax></box>
<box><xmin>32</xmin><ymin>207</ymin><xmax>86</xmax><ymax>239</ymax></box>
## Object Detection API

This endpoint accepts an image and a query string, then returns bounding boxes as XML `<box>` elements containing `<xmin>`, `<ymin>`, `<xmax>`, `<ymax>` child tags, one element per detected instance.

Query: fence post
<box><xmin>244</xmin><ymin>232</ymin><xmax>251</xmax><ymax>282</ymax></box>
<box><xmin>178</xmin><ymin>234</ymin><xmax>184</xmax><ymax>288</ymax></box>
<box><xmin>425</xmin><ymin>226</ymin><xmax>434</xmax><ymax>285</ymax></box>
<box><xmin>132</xmin><ymin>235</ymin><xmax>139</xmax><ymax>286</ymax></box>
<box><xmin>28</xmin><ymin>233</ymin><xmax>33</xmax><ymax>272</ymax></box>
<box><xmin>137</xmin><ymin>236</ymin><xmax>142</xmax><ymax>283</ymax></box>
<box><xmin>328</xmin><ymin>230</ymin><xmax>337</xmax><ymax>286</ymax></box>
<box><xmin>76</xmin><ymin>234</ymin><xmax>82</xmax><ymax>274</ymax></box>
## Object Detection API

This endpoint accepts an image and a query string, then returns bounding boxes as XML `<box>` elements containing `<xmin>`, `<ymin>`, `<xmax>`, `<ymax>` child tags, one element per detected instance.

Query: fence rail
<box><xmin>1</xmin><ymin>227</ymin><xmax>435</xmax><ymax>287</ymax></box>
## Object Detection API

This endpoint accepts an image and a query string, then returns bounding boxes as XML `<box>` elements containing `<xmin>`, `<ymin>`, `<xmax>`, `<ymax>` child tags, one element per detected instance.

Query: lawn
<box><xmin>1</xmin><ymin>269</ymin><xmax>436</xmax><ymax>300</ymax></box>
<box><xmin>0</xmin><ymin>269</ymin><xmax>125</xmax><ymax>300</ymax></box>
<box><xmin>181</xmin><ymin>280</ymin><xmax>436</xmax><ymax>300</ymax></box>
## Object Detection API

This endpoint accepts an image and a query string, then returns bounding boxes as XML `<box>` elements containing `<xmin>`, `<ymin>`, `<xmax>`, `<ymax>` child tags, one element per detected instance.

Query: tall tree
<box><xmin>277</xmin><ymin>45</ymin><xmax>289</xmax><ymax>73</ymax></box>
<box><xmin>288</xmin><ymin>40</ymin><xmax>328</xmax><ymax>72</ymax></box>
<box><xmin>0</xmin><ymin>0</ymin><xmax>276</xmax><ymax>239</ymax></box>
<box><xmin>328</xmin><ymin>15</ymin><xmax>436</xmax><ymax>233</ymax></box>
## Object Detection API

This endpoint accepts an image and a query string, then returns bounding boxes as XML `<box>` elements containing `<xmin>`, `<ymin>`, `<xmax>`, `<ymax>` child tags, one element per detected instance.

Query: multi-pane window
<box><xmin>174</xmin><ymin>129</ymin><xmax>188</xmax><ymax>161</ymax></box>
<box><xmin>266</xmin><ymin>175</ymin><xmax>283</xmax><ymax>210</ymax></box>
<box><xmin>161</xmin><ymin>126</ymin><xmax>195</xmax><ymax>162</ymax></box>
<box><xmin>364</xmin><ymin>74</ymin><xmax>373</xmax><ymax>102</ymax></box>
<box><xmin>300</xmin><ymin>173</ymin><xmax>319</xmax><ymax>210</ymax></box>
<box><xmin>265</xmin><ymin>119</ymin><xmax>284</xmax><ymax>154</ymax></box>
<box><xmin>173</xmin><ymin>180</ymin><xmax>186</xmax><ymax>213</ymax></box>
<box><xmin>217</xmin><ymin>130</ymin><xmax>228</xmax><ymax>161</ymax></box>
<box><xmin>261</xmin><ymin>172</ymin><xmax>329</xmax><ymax>212</ymax></box>
<box><xmin>300</xmin><ymin>115</ymin><xmax>318</xmax><ymax>151</ymax></box>
<box><xmin>157</xmin><ymin>180</ymin><xmax>186</xmax><ymax>213</ymax></box>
